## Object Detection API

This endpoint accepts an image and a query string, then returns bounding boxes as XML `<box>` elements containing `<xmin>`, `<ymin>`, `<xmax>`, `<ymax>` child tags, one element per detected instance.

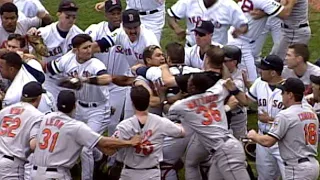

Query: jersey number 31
<box><xmin>39</xmin><ymin>129</ymin><xmax>59</xmax><ymax>153</ymax></box>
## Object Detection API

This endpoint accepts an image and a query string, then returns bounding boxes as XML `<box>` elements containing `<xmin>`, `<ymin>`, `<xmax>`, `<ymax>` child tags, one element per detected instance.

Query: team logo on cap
<box><xmin>128</xmin><ymin>14</ymin><xmax>134</xmax><ymax>21</ymax></box>
<box><xmin>70</xmin><ymin>3</ymin><xmax>75</xmax><ymax>7</ymax></box>
<box><xmin>111</xmin><ymin>0</ymin><xmax>117</xmax><ymax>5</ymax></box>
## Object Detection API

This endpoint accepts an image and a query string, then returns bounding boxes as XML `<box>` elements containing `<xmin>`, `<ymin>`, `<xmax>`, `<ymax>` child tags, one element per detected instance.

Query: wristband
<box><xmin>224</xmin><ymin>105</ymin><xmax>231</xmax><ymax>112</ymax></box>
<box><xmin>230</xmin><ymin>88</ymin><xmax>240</xmax><ymax>95</ymax></box>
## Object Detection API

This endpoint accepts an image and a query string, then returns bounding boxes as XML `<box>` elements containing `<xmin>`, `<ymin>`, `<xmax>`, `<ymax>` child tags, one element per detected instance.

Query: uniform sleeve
<box><xmin>167</xmin><ymin>102</ymin><xmax>184</xmax><ymax>122</ymax></box>
<box><xmin>21</xmin><ymin>1</ymin><xmax>38</xmax><ymax>17</ymax></box>
<box><xmin>113</xmin><ymin>122</ymin><xmax>134</xmax><ymax>140</ymax></box>
<box><xmin>229</xmin><ymin>2</ymin><xmax>248</xmax><ymax>28</ymax></box>
<box><xmin>75</xmin><ymin>123</ymin><xmax>102</xmax><ymax>149</ymax></box>
<box><xmin>268</xmin><ymin>113</ymin><xmax>290</xmax><ymax>140</ymax></box>
<box><xmin>145</xmin><ymin>30</ymin><xmax>160</xmax><ymax>47</ymax></box>
<box><xmin>46</xmin><ymin>56</ymin><xmax>65</xmax><ymax>76</ymax></box>
<box><xmin>85</xmin><ymin>24</ymin><xmax>98</xmax><ymax>41</ymax></box>
<box><xmin>259</xmin><ymin>0</ymin><xmax>283</xmax><ymax>17</ymax></box>
<box><xmin>23</xmin><ymin>16</ymin><xmax>42</xmax><ymax>29</ymax></box>
<box><xmin>167</xmin><ymin>0</ymin><xmax>187</xmax><ymax>19</ymax></box>
<box><xmin>246</xmin><ymin>78</ymin><xmax>259</xmax><ymax>101</ymax></box>
<box><xmin>29</xmin><ymin>116</ymin><xmax>43</xmax><ymax>140</ymax></box>
<box><xmin>91</xmin><ymin>59</ymin><xmax>108</xmax><ymax>75</ymax></box>
<box><xmin>161</xmin><ymin>117</ymin><xmax>184</xmax><ymax>137</ymax></box>
<box><xmin>146</xmin><ymin>67</ymin><xmax>162</xmax><ymax>82</ymax></box>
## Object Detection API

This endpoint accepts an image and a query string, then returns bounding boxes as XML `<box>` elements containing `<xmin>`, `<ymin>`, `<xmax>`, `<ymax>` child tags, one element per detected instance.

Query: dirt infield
<box><xmin>310</xmin><ymin>0</ymin><xmax>320</xmax><ymax>11</ymax></box>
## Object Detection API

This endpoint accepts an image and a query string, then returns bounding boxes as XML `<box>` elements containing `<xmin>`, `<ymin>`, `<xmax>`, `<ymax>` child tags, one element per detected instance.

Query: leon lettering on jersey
<box><xmin>45</xmin><ymin>118</ymin><xmax>64</xmax><ymax>129</ymax></box>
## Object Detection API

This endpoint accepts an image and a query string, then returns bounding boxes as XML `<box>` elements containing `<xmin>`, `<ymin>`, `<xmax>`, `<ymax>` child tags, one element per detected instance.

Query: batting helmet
<box><xmin>223</xmin><ymin>45</ymin><xmax>242</xmax><ymax>64</ymax></box>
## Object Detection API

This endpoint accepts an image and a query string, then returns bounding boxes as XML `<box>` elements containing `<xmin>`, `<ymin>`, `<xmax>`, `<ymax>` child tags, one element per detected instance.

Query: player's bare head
<box><xmin>57</xmin><ymin>0</ymin><xmax>78</xmax><ymax>30</ymax></box>
<box><xmin>286</xmin><ymin>44</ymin><xmax>309</xmax><ymax>69</ymax></box>
<box><xmin>204</xmin><ymin>45</ymin><xmax>224</xmax><ymax>70</ymax></box>
<box><xmin>256</xmin><ymin>55</ymin><xmax>283</xmax><ymax>82</ymax></box>
<box><xmin>72</xmin><ymin>34</ymin><xmax>93</xmax><ymax>62</ymax></box>
<box><xmin>192</xmin><ymin>20</ymin><xmax>214</xmax><ymax>47</ymax></box>
<box><xmin>165</xmin><ymin>42</ymin><xmax>184</xmax><ymax>65</ymax></box>
<box><xmin>187</xmin><ymin>72</ymin><xmax>221</xmax><ymax>94</ymax></box>
<box><xmin>130</xmin><ymin>85</ymin><xmax>150</xmax><ymax>111</ymax></box>
<box><xmin>0</xmin><ymin>51</ymin><xmax>22</xmax><ymax>80</ymax></box>
<box><xmin>279</xmin><ymin>78</ymin><xmax>305</xmax><ymax>106</ymax></box>
<box><xmin>0</xmin><ymin>2</ymin><xmax>18</xmax><ymax>33</ymax></box>
<box><xmin>123</xmin><ymin>9</ymin><xmax>141</xmax><ymax>42</ymax></box>
<box><xmin>21</xmin><ymin>81</ymin><xmax>44</xmax><ymax>108</ymax></box>
<box><xmin>57</xmin><ymin>90</ymin><xmax>76</xmax><ymax>114</ymax></box>
<box><xmin>6</xmin><ymin>34</ymin><xmax>26</xmax><ymax>52</ymax></box>
<box><xmin>223</xmin><ymin>45</ymin><xmax>242</xmax><ymax>72</ymax></box>
<box><xmin>104</xmin><ymin>0</ymin><xmax>122</xmax><ymax>28</ymax></box>
<box><xmin>142</xmin><ymin>45</ymin><xmax>165</xmax><ymax>66</ymax></box>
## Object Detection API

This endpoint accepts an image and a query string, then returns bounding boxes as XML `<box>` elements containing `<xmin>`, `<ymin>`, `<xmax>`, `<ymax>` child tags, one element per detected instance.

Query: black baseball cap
<box><xmin>58</xmin><ymin>0</ymin><xmax>78</xmax><ymax>12</ymax></box>
<box><xmin>122</xmin><ymin>9</ymin><xmax>141</xmax><ymax>28</ymax></box>
<box><xmin>315</xmin><ymin>58</ymin><xmax>320</xmax><ymax>67</ymax></box>
<box><xmin>192</xmin><ymin>20</ymin><xmax>214</xmax><ymax>34</ymax></box>
<box><xmin>256</xmin><ymin>55</ymin><xmax>284</xmax><ymax>72</ymax></box>
<box><xmin>105</xmin><ymin>0</ymin><xmax>122</xmax><ymax>12</ymax></box>
<box><xmin>223</xmin><ymin>45</ymin><xmax>242</xmax><ymax>64</ymax></box>
<box><xmin>57</xmin><ymin>90</ymin><xmax>76</xmax><ymax>113</ymax></box>
<box><xmin>22</xmin><ymin>81</ymin><xmax>46</xmax><ymax>99</ymax></box>
<box><xmin>310</xmin><ymin>75</ymin><xmax>320</xmax><ymax>85</ymax></box>
<box><xmin>278</xmin><ymin>78</ymin><xmax>305</xmax><ymax>96</ymax></box>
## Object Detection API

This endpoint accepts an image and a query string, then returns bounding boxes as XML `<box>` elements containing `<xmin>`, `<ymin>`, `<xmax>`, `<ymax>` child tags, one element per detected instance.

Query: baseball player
<box><xmin>224</xmin><ymin>55</ymin><xmax>288</xmax><ymax>179</ymax></box>
<box><xmin>247</xmin><ymin>78</ymin><xmax>319</xmax><ymax>180</ymax></box>
<box><xmin>274</xmin><ymin>0</ymin><xmax>311</xmax><ymax>60</ymax></box>
<box><xmin>85</xmin><ymin>0</ymin><xmax>129</xmax><ymax>136</ymax></box>
<box><xmin>185</xmin><ymin>20</ymin><xmax>222</xmax><ymax>69</ymax></box>
<box><xmin>113</xmin><ymin>85</ymin><xmax>185</xmax><ymax>180</ymax></box>
<box><xmin>167</xmin><ymin>0</ymin><xmax>248</xmax><ymax>46</ymax></box>
<box><xmin>168</xmin><ymin>72</ymin><xmax>250</xmax><ymax>180</ymax></box>
<box><xmin>310</xmin><ymin>75</ymin><xmax>320</xmax><ymax>141</ymax></box>
<box><xmin>31</xmin><ymin>90</ymin><xmax>141</xmax><ymax>180</ymax></box>
<box><xmin>282</xmin><ymin>44</ymin><xmax>320</xmax><ymax>95</ymax></box>
<box><xmin>0</xmin><ymin>2</ymin><xmax>50</xmax><ymax>46</ymax></box>
<box><xmin>29</xmin><ymin>0</ymin><xmax>83</xmax><ymax>101</ymax></box>
<box><xmin>95</xmin><ymin>0</ymin><xmax>165</xmax><ymax>41</ymax></box>
<box><xmin>0</xmin><ymin>81</ymin><xmax>44</xmax><ymax>179</ymax></box>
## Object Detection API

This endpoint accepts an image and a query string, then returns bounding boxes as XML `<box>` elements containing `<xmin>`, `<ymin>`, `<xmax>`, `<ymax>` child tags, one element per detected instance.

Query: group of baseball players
<box><xmin>0</xmin><ymin>0</ymin><xmax>318</xmax><ymax>179</ymax></box>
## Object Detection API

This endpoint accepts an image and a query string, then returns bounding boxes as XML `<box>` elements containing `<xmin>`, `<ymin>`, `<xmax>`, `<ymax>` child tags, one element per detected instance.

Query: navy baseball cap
<box><xmin>57</xmin><ymin>90</ymin><xmax>76</xmax><ymax>112</ymax></box>
<box><xmin>192</xmin><ymin>20</ymin><xmax>214</xmax><ymax>34</ymax></box>
<box><xmin>22</xmin><ymin>81</ymin><xmax>46</xmax><ymax>99</ymax></box>
<box><xmin>58</xmin><ymin>0</ymin><xmax>78</xmax><ymax>12</ymax></box>
<box><xmin>256</xmin><ymin>55</ymin><xmax>283</xmax><ymax>72</ymax></box>
<box><xmin>105</xmin><ymin>0</ymin><xmax>122</xmax><ymax>12</ymax></box>
<box><xmin>315</xmin><ymin>58</ymin><xmax>320</xmax><ymax>67</ymax></box>
<box><xmin>223</xmin><ymin>45</ymin><xmax>242</xmax><ymax>64</ymax></box>
<box><xmin>122</xmin><ymin>9</ymin><xmax>141</xmax><ymax>28</ymax></box>
<box><xmin>277</xmin><ymin>78</ymin><xmax>305</xmax><ymax>96</ymax></box>
<box><xmin>311</xmin><ymin>75</ymin><xmax>320</xmax><ymax>85</ymax></box>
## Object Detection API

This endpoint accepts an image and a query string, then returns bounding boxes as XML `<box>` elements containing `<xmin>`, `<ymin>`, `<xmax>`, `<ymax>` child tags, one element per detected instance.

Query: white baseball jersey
<box><xmin>268</xmin><ymin>104</ymin><xmax>318</xmax><ymax>160</ymax></box>
<box><xmin>282</xmin><ymin>62</ymin><xmax>320</xmax><ymax>95</ymax></box>
<box><xmin>112</xmin><ymin>25</ymin><xmax>159</xmax><ymax>67</ymax></box>
<box><xmin>126</xmin><ymin>0</ymin><xmax>165</xmax><ymax>11</ymax></box>
<box><xmin>284</xmin><ymin>0</ymin><xmax>308</xmax><ymax>27</ymax></box>
<box><xmin>0</xmin><ymin>102</ymin><xmax>43</xmax><ymax>161</ymax></box>
<box><xmin>86</xmin><ymin>22</ymin><xmax>130</xmax><ymax>76</ymax></box>
<box><xmin>0</xmin><ymin>17</ymin><xmax>41</xmax><ymax>45</ymax></box>
<box><xmin>185</xmin><ymin>42</ymin><xmax>222</xmax><ymax>69</ymax></box>
<box><xmin>236</xmin><ymin>0</ymin><xmax>283</xmax><ymax>42</ymax></box>
<box><xmin>168</xmin><ymin>0</ymin><xmax>248</xmax><ymax>45</ymax></box>
<box><xmin>113</xmin><ymin>113</ymin><xmax>183</xmax><ymax>168</ymax></box>
<box><xmin>48</xmin><ymin>51</ymin><xmax>110</xmax><ymax>103</ymax></box>
<box><xmin>247</xmin><ymin>77</ymin><xmax>284</xmax><ymax>133</ymax></box>
<box><xmin>13</xmin><ymin>0</ymin><xmax>46</xmax><ymax>18</ymax></box>
<box><xmin>168</xmin><ymin>79</ymin><xmax>231</xmax><ymax>153</ymax></box>
<box><xmin>33</xmin><ymin>111</ymin><xmax>102</xmax><ymax>168</ymax></box>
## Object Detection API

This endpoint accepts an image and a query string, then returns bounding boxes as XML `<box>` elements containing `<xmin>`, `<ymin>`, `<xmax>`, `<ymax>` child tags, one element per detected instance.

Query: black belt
<box><xmin>249</xmin><ymin>40</ymin><xmax>255</xmax><ymax>44</ymax></box>
<box><xmin>139</xmin><ymin>9</ymin><xmax>159</xmax><ymax>15</ymax></box>
<box><xmin>210</xmin><ymin>136</ymin><xmax>230</xmax><ymax>154</ymax></box>
<box><xmin>284</xmin><ymin>157</ymin><xmax>310</xmax><ymax>166</ymax></box>
<box><xmin>125</xmin><ymin>165</ymin><xmax>158</xmax><ymax>170</ymax></box>
<box><xmin>231</xmin><ymin>110</ymin><xmax>244</xmax><ymax>116</ymax></box>
<box><xmin>33</xmin><ymin>166</ymin><xmax>58</xmax><ymax>172</ymax></box>
<box><xmin>282</xmin><ymin>23</ymin><xmax>309</xmax><ymax>29</ymax></box>
<box><xmin>3</xmin><ymin>155</ymin><xmax>14</xmax><ymax>161</ymax></box>
<box><xmin>78</xmin><ymin>101</ymin><xmax>97</xmax><ymax>108</ymax></box>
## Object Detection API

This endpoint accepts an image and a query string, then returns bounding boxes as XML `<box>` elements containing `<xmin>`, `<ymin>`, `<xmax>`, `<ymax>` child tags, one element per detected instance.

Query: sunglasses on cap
<box><xmin>195</xmin><ymin>32</ymin><xmax>206</xmax><ymax>37</ymax></box>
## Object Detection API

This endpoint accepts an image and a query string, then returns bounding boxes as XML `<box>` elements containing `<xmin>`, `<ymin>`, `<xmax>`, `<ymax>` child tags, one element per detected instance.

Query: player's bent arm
<box><xmin>167</xmin><ymin>15</ymin><xmax>184</xmax><ymax>35</ymax></box>
<box><xmin>112</xmin><ymin>76</ymin><xmax>136</xmax><ymax>86</ymax></box>
<box><xmin>98</xmin><ymin>147</ymin><xmax>118</xmax><ymax>156</ymax></box>
<box><xmin>250</xmin><ymin>133</ymin><xmax>277</xmax><ymax>147</ymax></box>
<box><xmin>160</xmin><ymin>64</ymin><xmax>178</xmax><ymax>87</ymax></box>
<box><xmin>91</xmin><ymin>36</ymin><xmax>115</xmax><ymax>54</ymax></box>
<box><xmin>277</xmin><ymin>0</ymin><xmax>297</xmax><ymax>19</ymax></box>
<box><xmin>96</xmin><ymin>135</ymin><xmax>141</xmax><ymax>149</ymax></box>
<box><xmin>174</xmin><ymin>123</ymin><xmax>185</xmax><ymax>138</ymax></box>
<box><xmin>29</xmin><ymin>138</ymin><xmax>37</xmax><ymax>151</ymax></box>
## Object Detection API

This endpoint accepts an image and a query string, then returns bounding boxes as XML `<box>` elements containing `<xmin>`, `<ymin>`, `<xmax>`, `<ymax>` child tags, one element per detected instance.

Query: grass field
<box><xmin>41</xmin><ymin>0</ymin><xmax>320</xmax><ymax>179</ymax></box>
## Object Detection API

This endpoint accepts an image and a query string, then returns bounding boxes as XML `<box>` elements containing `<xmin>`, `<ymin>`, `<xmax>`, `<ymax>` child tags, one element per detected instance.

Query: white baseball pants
<box><xmin>0</xmin><ymin>154</ymin><xmax>25</xmax><ymax>180</ymax></box>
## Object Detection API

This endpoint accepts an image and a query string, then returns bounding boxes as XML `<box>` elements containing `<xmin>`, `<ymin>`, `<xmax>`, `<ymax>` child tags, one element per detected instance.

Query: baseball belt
<box><xmin>283</xmin><ymin>157</ymin><xmax>310</xmax><ymax>166</ymax></box>
<box><xmin>33</xmin><ymin>166</ymin><xmax>58</xmax><ymax>172</ymax></box>
<box><xmin>124</xmin><ymin>165</ymin><xmax>159</xmax><ymax>170</ymax></box>
<box><xmin>281</xmin><ymin>23</ymin><xmax>309</xmax><ymax>29</ymax></box>
<box><xmin>139</xmin><ymin>9</ymin><xmax>159</xmax><ymax>15</ymax></box>
<box><xmin>78</xmin><ymin>101</ymin><xmax>104</xmax><ymax>108</ymax></box>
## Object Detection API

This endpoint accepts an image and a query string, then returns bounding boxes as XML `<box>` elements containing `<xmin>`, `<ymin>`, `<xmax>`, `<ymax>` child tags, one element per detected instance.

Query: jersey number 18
<box><xmin>304</xmin><ymin>123</ymin><xmax>317</xmax><ymax>145</ymax></box>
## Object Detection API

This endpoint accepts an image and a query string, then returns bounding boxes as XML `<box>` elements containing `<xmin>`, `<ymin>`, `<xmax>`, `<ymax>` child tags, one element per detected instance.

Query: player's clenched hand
<box><xmin>27</xmin><ymin>27</ymin><xmax>40</xmax><ymax>36</ymax></box>
<box><xmin>95</xmin><ymin>1</ymin><xmax>105</xmax><ymax>12</ymax></box>
<box><xmin>226</xmin><ymin>96</ymin><xmax>239</xmax><ymax>110</ymax></box>
<box><xmin>130</xmin><ymin>134</ymin><xmax>142</xmax><ymax>146</ymax></box>
<box><xmin>223</xmin><ymin>78</ymin><xmax>237</xmax><ymax>91</ymax></box>
<box><xmin>258</xmin><ymin>110</ymin><xmax>274</xmax><ymax>123</ymax></box>
<box><xmin>250</xmin><ymin>9</ymin><xmax>267</xmax><ymax>20</ymax></box>
<box><xmin>247</xmin><ymin>129</ymin><xmax>258</xmax><ymax>140</ymax></box>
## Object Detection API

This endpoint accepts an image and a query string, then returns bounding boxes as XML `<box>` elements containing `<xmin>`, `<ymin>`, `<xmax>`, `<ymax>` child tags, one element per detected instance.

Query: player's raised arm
<box><xmin>224</xmin><ymin>78</ymin><xmax>251</xmax><ymax>106</ymax></box>
<box><xmin>277</xmin><ymin>0</ymin><xmax>297</xmax><ymax>19</ymax></box>
<box><xmin>96</xmin><ymin>134</ymin><xmax>141</xmax><ymax>149</ymax></box>
<box><xmin>91</xmin><ymin>35</ymin><xmax>116</xmax><ymax>54</ymax></box>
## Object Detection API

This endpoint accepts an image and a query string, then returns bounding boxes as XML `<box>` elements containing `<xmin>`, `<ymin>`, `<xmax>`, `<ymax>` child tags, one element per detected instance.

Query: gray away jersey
<box><xmin>113</xmin><ymin>113</ymin><xmax>183</xmax><ymax>168</ymax></box>
<box><xmin>284</xmin><ymin>0</ymin><xmax>308</xmax><ymax>26</ymax></box>
<box><xmin>168</xmin><ymin>79</ymin><xmax>232</xmax><ymax>153</ymax></box>
<box><xmin>268</xmin><ymin>104</ymin><xmax>318</xmax><ymax>160</ymax></box>
<box><xmin>33</xmin><ymin>112</ymin><xmax>101</xmax><ymax>168</ymax></box>
<box><xmin>0</xmin><ymin>102</ymin><xmax>43</xmax><ymax>161</ymax></box>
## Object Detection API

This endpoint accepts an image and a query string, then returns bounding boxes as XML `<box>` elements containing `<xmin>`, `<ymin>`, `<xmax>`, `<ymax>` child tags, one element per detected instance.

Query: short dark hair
<box><xmin>71</xmin><ymin>34</ymin><xmax>92</xmax><ymax>48</ymax></box>
<box><xmin>142</xmin><ymin>45</ymin><xmax>161</xmax><ymax>65</ymax></box>
<box><xmin>130</xmin><ymin>85</ymin><xmax>150</xmax><ymax>111</ymax></box>
<box><xmin>288</xmin><ymin>44</ymin><xmax>309</xmax><ymax>62</ymax></box>
<box><xmin>0</xmin><ymin>3</ymin><xmax>18</xmax><ymax>16</ymax></box>
<box><xmin>205</xmin><ymin>45</ymin><xmax>224</xmax><ymax>68</ymax></box>
<box><xmin>7</xmin><ymin>34</ymin><xmax>26</xmax><ymax>48</ymax></box>
<box><xmin>165</xmin><ymin>42</ymin><xmax>184</xmax><ymax>64</ymax></box>
<box><xmin>191</xmin><ymin>73</ymin><xmax>219</xmax><ymax>93</ymax></box>
<box><xmin>0</xmin><ymin>51</ymin><xmax>22</xmax><ymax>70</ymax></box>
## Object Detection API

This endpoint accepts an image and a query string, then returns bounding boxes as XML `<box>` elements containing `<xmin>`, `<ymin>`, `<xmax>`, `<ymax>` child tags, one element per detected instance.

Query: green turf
<box><xmin>42</xmin><ymin>0</ymin><xmax>320</xmax><ymax>179</ymax></box>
